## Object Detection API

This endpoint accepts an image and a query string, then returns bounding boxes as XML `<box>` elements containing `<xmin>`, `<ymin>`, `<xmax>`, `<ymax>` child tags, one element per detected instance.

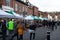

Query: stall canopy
<box><xmin>54</xmin><ymin>15</ymin><xmax>58</xmax><ymax>21</ymax></box>
<box><xmin>39</xmin><ymin>17</ymin><xmax>44</xmax><ymax>20</ymax></box>
<box><xmin>43</xmin><ymin>17</ymin><xmax>48</xmax><ymax>20</ymax></box>
<box><xmin>0</xmin><ymin>9</ymin><xmax>14</xmax><ymax>18</ymax></box>
<box><xmin>7</xmin><ymin>11</ymin><xmax>24</xmax><ymax>18</ymax></box>
<box><xmin>13</xmin><ymin>12</ymin><xmax>24</xmax><ymax>19</ymax></box>
<box><xmin>25</xmin><ymin>15</ymin><xmax>34</xmax><ymax>20</ymax></box>
<box><xmin>25</xmin><ymin>15</ymin><xmax>40</xmax><ymax>20</ymax></box>
<box><xmin>34</xmin><ymin>16</ymin><xmax>39</xmax><ymax>20</ymax></box>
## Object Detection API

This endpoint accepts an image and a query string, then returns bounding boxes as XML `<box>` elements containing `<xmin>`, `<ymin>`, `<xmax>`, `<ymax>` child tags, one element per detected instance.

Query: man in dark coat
<box><xmin>28</xmin><ymin>21</ymin><xmax>36</xmax><ymax>40</ymax></box>
<box><xmin>1</xmin><ymin>19</ymin><xmax>7</xmax><ymax>40</ymax></box>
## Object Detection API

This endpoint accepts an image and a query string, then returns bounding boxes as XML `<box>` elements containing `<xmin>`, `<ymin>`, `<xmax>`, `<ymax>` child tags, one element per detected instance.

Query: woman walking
<box><xmin>17</xmin><ymin>21</ymin><xmax>25</xmax><ymax>40</ymax></box>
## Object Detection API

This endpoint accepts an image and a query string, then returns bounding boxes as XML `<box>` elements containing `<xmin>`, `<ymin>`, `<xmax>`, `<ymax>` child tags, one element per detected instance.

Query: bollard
<box><xmin>47</xmin><ymin>31</ymin><xmax>50</xmax><ymax>40</ymax></box>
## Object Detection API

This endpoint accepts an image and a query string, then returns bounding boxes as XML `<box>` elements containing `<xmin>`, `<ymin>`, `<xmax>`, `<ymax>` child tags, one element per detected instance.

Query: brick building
<box><xmin>27</xmin><ymin>6</ymin><xmax>33</xmax><ymax>15</ymax></box>
<box><xmin>38</xmin><ymin>11</ymin><xmax>44</xmax><ymax>17</ymax></box>
<box><xmin>0</xmin><ymin>0</ymin><xmax>39</xmax><ymax>16</ymax></box>
<box><xmin>33</xmin><ymin>6</ymin><xmax>38</xmax><ymax>16</ymax></box>
<box><xmin>13</xmin><ymin>0</ymin><xmax>28</xmax><ymax>14</ymax></box>
<box><xmin>43</xmin><ymin>12</ymin><xmax>48</xmax><ymax>18</ymax></box>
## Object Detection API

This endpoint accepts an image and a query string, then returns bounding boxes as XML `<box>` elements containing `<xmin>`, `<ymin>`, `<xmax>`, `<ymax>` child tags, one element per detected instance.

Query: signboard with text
<box><xmin>2</xmin><ymin>5</ymin><xmax>14</xmax><ymax>12</ymax></box>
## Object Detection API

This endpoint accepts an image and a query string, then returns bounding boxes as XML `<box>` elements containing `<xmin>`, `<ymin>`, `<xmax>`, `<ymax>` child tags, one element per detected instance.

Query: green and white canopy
<box><xmin>0</xmin><ymin>9</ymin><xmax>14</xmax><ymax>18</ymax></box>
<box><xmin>25</xmin><ymin>15</ymin><xmax>34</xmax><ymax>20</ymax></box>
<box><xmin>34</xmin><ymin>16</ymin><xmax>39</xmax><ymax>20</ymax></box>
<box><xmin>7</xmin><ymin>11</ymin><xmax>24</xmax><ymax>18</ymax></box>
<box><xmin>39</xmin><ymin>17</ymin><xmax>44</xmax><ymax>20</ymax></box>
<box><xmin>25</xmin><ymin>15</ymin><xmax>40</xmax><ymax>20</ymax></box>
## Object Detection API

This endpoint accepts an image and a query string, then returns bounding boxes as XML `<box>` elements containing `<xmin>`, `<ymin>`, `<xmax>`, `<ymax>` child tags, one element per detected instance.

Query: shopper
<box><xmin>7</xmin><ymin>19</ymin><xmax>14</xmax><ymax>40</ymax></box>
<box><xmin>17</xmin><ymin>21</ymin><xmax>25</xmax><ymax>40</ymax></box>
<box><xmin>28</xmin><ymin>20</ymin><xmax>36</xmax><ymax>40</ymax></box>
<box><xmin>1</xmin><ymin>19</ymin><xmax>7</xmax><ymax>40</ymax></box>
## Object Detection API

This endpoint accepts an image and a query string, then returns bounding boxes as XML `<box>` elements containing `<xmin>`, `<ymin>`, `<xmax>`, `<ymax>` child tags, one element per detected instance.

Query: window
<box><xmin>6</xmin><ymin>0</ymin><xmax>10</xmax><ymax>6</ymax></box>
<box><xmin>15</xmin><ymin>4</ymin><xmax>18</xmax><ymax>11</ymax></box>
<box><xmin>21</xmin><ymin>0</ymin><xmax>27</xmax><ymax>2</ymax></box>
<box><xmin>20</xmin><ymin>7</ymin><xmax>25</xmax><ymax>12</ymax></box>
<box><xmin>24</xmin><ymin>0</ymin><xmax>26</xmax><ymax>2</ymax></box>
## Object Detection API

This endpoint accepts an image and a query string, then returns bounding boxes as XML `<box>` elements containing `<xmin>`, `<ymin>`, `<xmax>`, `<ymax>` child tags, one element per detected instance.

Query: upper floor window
<box><xmin>24</xmin><ymin>0</ymin><xmax>27</xmax><ymax>2</ymax></box>
<box><xmin>21</xmin><ymin>0</ymin><xmax>27</xmax><ymax>2</ymax></box>
<box><xmin>6</xmin><ymin>0</ymin><xmax>10</xmax><ymax>6</ymax></box>
<box><xmin>15</xmin><ymin>3</ymin><xmax>18</xmax><ymax>11</ymax></box>
<box><xmin>20</xmin><ymin>7</ymin><xmax>25</xmax><ymax>12</ymax></box>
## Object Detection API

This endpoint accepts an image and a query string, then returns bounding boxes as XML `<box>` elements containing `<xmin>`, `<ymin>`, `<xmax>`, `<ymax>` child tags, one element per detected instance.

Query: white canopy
<box><xmin>54</xmin><ymin>15</ymin><xmax>58</xmax><ymax>21</ymax></box>
<box><xmin>50</xmin><ymin>16</ymin><xmax>53</xmax><ymax>21</ymax></box>
<box><xmin>12</xmin><ymin>12</ymin><xmax>24</xmax><ymax>19</ymax></box>
<box><xmin>25</xmin><ymin>15</ymin><xmax>34</xmax><ymax>20</ymax></box>
<box><xmin>0</xmin><ymin>9</ymin><xmax>14</xmax><ymax>18</ymax></box>
<box><xmin>48</xmin><ymin>14</ymin><xmax>53</xmax><ymax>20</ymax></box>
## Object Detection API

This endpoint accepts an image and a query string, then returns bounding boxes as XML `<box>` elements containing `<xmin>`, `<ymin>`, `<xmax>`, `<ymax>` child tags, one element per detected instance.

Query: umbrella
<box><xmin>0</xmin><ymin>9</ymin><xmax>14</xmax><ymax>18</ymax></box>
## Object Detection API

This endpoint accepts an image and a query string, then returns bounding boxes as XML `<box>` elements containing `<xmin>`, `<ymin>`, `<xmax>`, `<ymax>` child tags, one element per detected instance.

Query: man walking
<box><xmin>28</xmin><ymin>21</ymin><xmax>36</xmax><ymax>40</ymax></box>
<box><xmin>1</xmin><ymin>19</ymin><xmax>7</xmax><ymax>40</ymax></box>
<box><xmin>7</xmin><ymin>19</ymin><xmax>14</xmax><ymax>40</ymax></box>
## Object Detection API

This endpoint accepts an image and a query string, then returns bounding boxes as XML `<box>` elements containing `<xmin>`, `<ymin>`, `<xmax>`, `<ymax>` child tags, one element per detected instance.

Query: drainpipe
<box><xmin>33</xmin><ymin>6</ymin><xmax>34</xmax><ymax>16</ymax></box>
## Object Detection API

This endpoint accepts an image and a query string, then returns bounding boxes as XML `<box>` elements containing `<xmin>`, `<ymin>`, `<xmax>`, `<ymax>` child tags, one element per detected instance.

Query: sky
<box><xmin>29</xmin><ymin>0</ymin><xmax>60</xmax><ymax>12</ymax></box>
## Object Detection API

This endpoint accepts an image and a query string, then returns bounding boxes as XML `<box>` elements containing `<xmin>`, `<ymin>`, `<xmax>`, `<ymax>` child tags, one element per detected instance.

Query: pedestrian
<box><xmin>17</xmin><ymin>21</ymin><xmax>25</xmax><ymax>40</ymax></box>
<box><xmin>1</xmin><ymin>19</ymin><xmax>7</xmax><ymax>40</ymax></box>
<box><xmin>12</xmin><ymin>20</ymin><xmax>19</xmax><ymax>40</ymax></box>
<box><xmin>7</xmin><ymin>19</ymin><xmax>14</xmax><ymax>40</ymax></box>
<box><xmin>51</xmin><ymin>20</ymin><xmax>54</xmax><ymax>31</ymax></box>
<box><xmin>54</xmin><ymin>21</ymin><xmax>57</xmax><ymax>29</ymax></box>
<box><xmin>28</xmin><ymin>20</ymin><xmax>36</xmax><ymax>40</ymax></box>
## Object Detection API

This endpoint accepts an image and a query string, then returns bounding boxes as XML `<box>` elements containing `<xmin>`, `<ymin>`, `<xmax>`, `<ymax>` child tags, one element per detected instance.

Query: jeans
<box><xmin>30</xmin><ymin>33</ymin><xmax>35</xmax><ymax>40</ymax></box>
<box><xmin>2</xmin><ymin>31</ymin><xmax>6</xmax><ymax>40</ymax></box>
<box><xmin>18</xmin><ymin>35</ymin><xmax>23</xmax><ymax>40</ymax></box>
<box><xmin>12</xmin><ymin>30</ymin><xmax>18</xmax><ymax>40</ymax></box>
<box><xmin>8</xmin><ymin>30</ymin><xmax>13</xmax><ymax>40</ymax></box>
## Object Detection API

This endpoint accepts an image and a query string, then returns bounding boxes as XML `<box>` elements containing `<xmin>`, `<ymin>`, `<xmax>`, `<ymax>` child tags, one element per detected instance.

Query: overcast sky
<box><xmin>29</xmin><ymin>0</ymin><xmax>60</xmax><ymax>12</ymax></box>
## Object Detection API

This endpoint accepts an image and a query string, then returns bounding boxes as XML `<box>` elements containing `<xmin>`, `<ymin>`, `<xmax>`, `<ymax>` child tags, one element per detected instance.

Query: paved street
<box><xmin>23</xmin><ymin>27</ymin><xmax>46</xmax><ymax>40</ymax></box>
<box><xmin>0</xmin><ymin>26</ymin><xmax>60</xmax><ymax>40</ymax></box>
<box><xmin>50</xmin><ymin>26</ymin><xmax>60</xmax><ymax>40</ymax></box>
<box><xmin>13</xmin><ymin>27</ymin><xmax>47</xmax><ymax>40</ymax></box>
<box><xmin>0</xmin><ymin>27</ymin><xmax>47</xmax><ymax>40</ymax></box>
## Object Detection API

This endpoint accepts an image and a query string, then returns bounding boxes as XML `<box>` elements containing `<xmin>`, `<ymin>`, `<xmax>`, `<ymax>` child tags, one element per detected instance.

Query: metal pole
<box><xmin>47</xmin><ymin>31</ymin><xmax>50</xmax><ymax>40</ymax></box>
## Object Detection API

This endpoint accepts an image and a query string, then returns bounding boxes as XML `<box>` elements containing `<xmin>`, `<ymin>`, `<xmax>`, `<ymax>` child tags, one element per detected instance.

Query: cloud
<box><xmin>29</xmin><ymin>0</ymin><xmax>60</xmax><ymax>12</ymax></box>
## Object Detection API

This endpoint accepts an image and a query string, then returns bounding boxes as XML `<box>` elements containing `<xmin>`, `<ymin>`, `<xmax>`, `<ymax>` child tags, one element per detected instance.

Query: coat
<box><xmin>17</xmin><ymin>24</ymin><xmax>24</xmax><ymax>35</ymax></box>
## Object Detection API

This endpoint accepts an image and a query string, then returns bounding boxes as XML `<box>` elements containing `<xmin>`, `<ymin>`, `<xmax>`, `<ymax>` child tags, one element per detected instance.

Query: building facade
<box><xmin>33</xmin><ymin>6</ymin><xmax>38</xmax><ymax>16</ymax></box>
<box><xmin>0</xmin><ymin>0</ymin><xmax>39</xmax><ymax>16</ymax></box>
